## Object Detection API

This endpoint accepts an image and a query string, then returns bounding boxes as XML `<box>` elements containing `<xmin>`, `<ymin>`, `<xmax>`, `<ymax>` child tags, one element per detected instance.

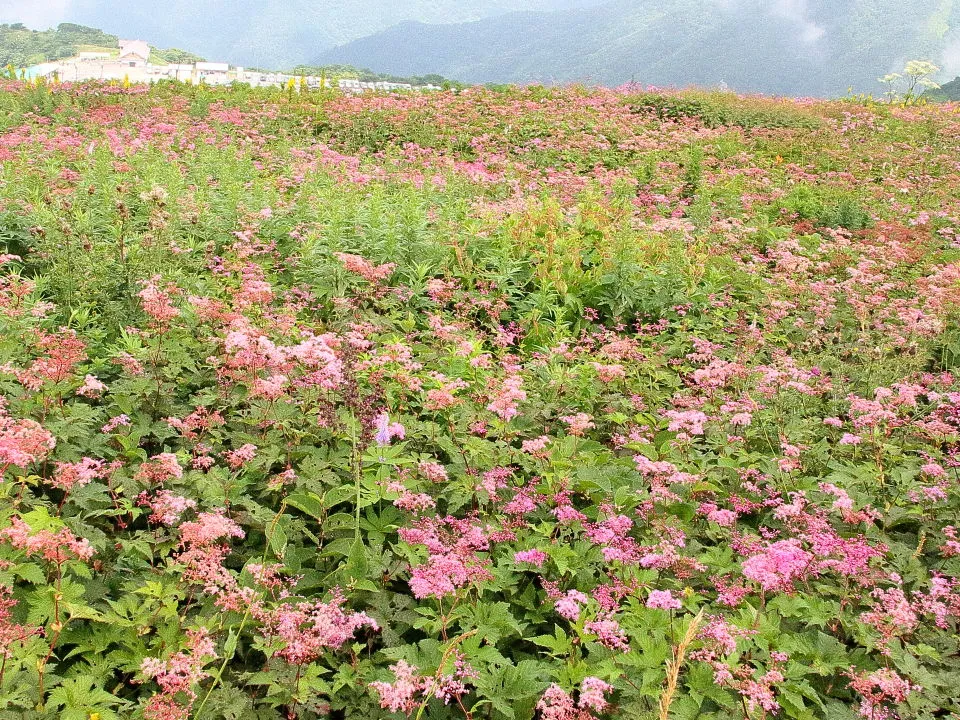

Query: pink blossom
<box><xmin>51</xmin><ymin>457</ymin><xmax>115</xmax><ymax>492</ymax></box>
<box><xmin>0</xmin><ymin>515</ymin><xmax>94</xmax><ymax>563</ymax></box>
<box><xmin>138</xmin><ymin>490</ymin><xmax>197</xmax><ymax>526</ymax></box>
<box><xmin>409</xmin><ymin>552</ymin><xmax>491</xmax><ymax>599</ymax></box>
<box><xmin>521</xmin><ymin>435</ymin><xmax>550</xmax><ymax>456</ymax></box>
<box><xmin>555</xmin><ymin>590</ymin><xmax>590</xmax><ymax>621</ymax></box>
<box><xmin>741</xmin><ymin>539</ymin><xmax>813</xmax><ymax>593</ymax></box>
<box><xmin>578</xmin><ymin>677</ymin><xmax>612</xmax><ymax>713</ymax></box>
<box><xmin>223</xmin><ymin>443</ymin><xmax>257</xmax><ymax>470</ymax></box>
<box><xmin>0</xmin><ymin>414</ymin><xmax>55</xmax><ymax>470</ymax></box>
<box><xmin>102</xmin><ymin>414</ymin><xmax>131</xmax><ymax>432</ymax></box>
<box><xmin>253</xmin><ymin>589</ymin><xmax>378</xmax><ymax>664</ymax></box>
<box><xmin>707</xmin><ymin>508</ymin><xmax>737</xmax><ymax>527</ymax></box>
<box><xmin>393</xmin><ymin>490</ymin><xmax>436</xmax><ymax>513</ymax></box>
<box><xmin>76</xmin><ymin>374</ymin><xmax>107</xmax><ymax>397</ymax></box>
<box><xmin>334</xmin><ymin>252</ymin><xmax>395</xmax><ymax>284</ymax></box>
<box><xmin>591</xmin><ymin>363</ymin><xmax>626</xmax><ymax>382</ymax></box>
<box><xmin>178</xmin><ymin>510</ymin><xmax>244</xmax><ymax>547</ymax></box>
<box><xmin>370</xmin><ymin>660</ymin><xmax>424</xmax><ymax>714</ymax></box>
<box><xmin>514</xmin><ymin>549</ymin><xmax>548</xmax><ymax>567</ymax></box>
<box><xmin>136</xmin><ymin>453</ymin><xmax>183</xmax><ymax>483</ymax></box>
<box><xmin>560</xmin><ymin>412</ymin><xmax>595</xmax><ymax>436</ymax></box>
<box><xmin>646</xmin><ymin>589</ymin><xmax>682</xmax><ymax>610</ymax></box>
<box><xmin>848</xmin><ymin>668</ymin><xmax>919</xmax><ymax>720</ymax></box>
<box><xmin>584</xmin><ymin>618</ymin><xmax>630</xmax><ymax>651</ymax></box>
<box><xmin>0</xmin><ymin>585</ymin><xmax>40</xmax><ymax>658</ymax></box>
<box><xmin>663</xmin><ymin>409</ymin><xmax>708</xmax><ymax>436</ymax></box>
<box><xmin>418</xmin><ymin>461</ymin><xmax>448</xmax><ymax>483</ymax></box>
<box><xmin>138</xmin><ymin>275</ymin><xmax>181</xmax><ymax>325</ymax></box>
<box><xmin>536</xmin><ymin>685</ymin><xmax>580</xmax><ymax>720</ymax></box>
<box><xmin>729</xmin><ymin>412</ymin><xmax>752</xmax><ymax>427</ymax></box>
<box><xmin>487</xmin><ymin>374</ymin><xmax>526</xmax><ymax>421</ymax></box>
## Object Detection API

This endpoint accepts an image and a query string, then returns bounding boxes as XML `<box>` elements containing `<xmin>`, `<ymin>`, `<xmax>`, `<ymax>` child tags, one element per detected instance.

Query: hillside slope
<box><xmin>56</xmin><ymin>0</ymin><xmax>606</xmax><ymax>68</ymax></box>
<box><xmin>318</xmin><ymin>0</ymin><xmax>960</xmax><ymax>95</ymax></box>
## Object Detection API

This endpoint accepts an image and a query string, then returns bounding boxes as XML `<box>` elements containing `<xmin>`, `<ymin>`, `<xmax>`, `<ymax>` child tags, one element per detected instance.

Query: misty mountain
<box><xmin>26</xmin><ymin>0</ymin><xmax>606</xmax><ymax>68</ymax></box>
<box><xmin>317</xmin><ymin>0</ymin><xmax>960</xmax><ymax>96</ymax></box>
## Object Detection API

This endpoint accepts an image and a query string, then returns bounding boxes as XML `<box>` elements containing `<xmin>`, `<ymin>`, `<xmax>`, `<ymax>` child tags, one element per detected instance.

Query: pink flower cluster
<box><xmin>334</xmin><ymin>252</ymin><xmax>396</xmax><ymax>284</ymax></box>
<box><xmin>138</xmin><ymin>275</ymin><xmax>181</xmax><ymax>326</ymax></box>
<box><xmin>138</xmin><ymin>490</ymin><xmax>197</xmax><ymax>526</ymax></box>
<box><xmin>75</xmin><ymin>373</ymin><xmax>107</xmax><ymax>397</ymax></box>
<box><xmin>0</xmin><ymin>585</ymin><xmax>41</xmax><ymax>658</ymax></box>
<box><xmin>535</xmin><ymin>677</ymin><xmax>613</xmax><ymax>719</ymax></box>
<box><xmin>847</xmin><ymin>668</ymin><xmax>918</xmax><ymax>720</ymax></box>
<box><xmin>0</xmin><ymin>515</ymin><xmax>94</xmax><ymax>564</ymax></box>
<box><xmin>370</xmin><ymin>655</ymin><xmax>477</xmax><ymax>714</ymax></box>
<box><xmin>223</xmin><ymin>443</ymin><xmax>257</xmax><ymax>470</ymax></box>
<box><xmin>140</xmin><ymin>628</ymin><xmax>216</xmax><ymax>720</ymax></box>
<box><xmin>401</xmin><ymin>517</ymin><xmax>493</xmax><ymax>599</ymax></box>
<box><xmin>51</xmin><ymin>457</ymin><xmax>118</xmax><ymax>492</ymax></box>
<box><xmin>560</xmin><ymin>413</ymin><xmax>596</xmax><ymax>436</ymax></box>
<box><xmin>486</xmin><ymin>373</ymin><xmax>526</xmax><ymax>421</ymax></box>
<box><xmin>0</xmin><ymin>411</ymin><xmax>55</xmax><ymax>471</ymax></box>
<box><xmin>646</xmin><ymin>589</ymin><xmax>682</xmax><ymax>610</ymax></box>
<box><xmin>741</xmin><ymin>539</ymin><xmax>814</xmax><ymax>592</ymax></box>
<box><xmin>253</xmin><ymin>589</ymin><xmax>378</xmax><ymax>665</ymax></box>
<box><xmin>135</xmin><ymin>453</ymin><xmax>184</xmax><ymax>484</ymax></box>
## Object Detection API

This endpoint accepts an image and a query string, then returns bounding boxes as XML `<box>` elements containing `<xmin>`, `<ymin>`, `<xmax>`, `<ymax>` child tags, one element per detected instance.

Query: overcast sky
<box><xmin>0</xmin><ymin>0</ymin><xmax>74</xmax><ymax>28</ymax></box>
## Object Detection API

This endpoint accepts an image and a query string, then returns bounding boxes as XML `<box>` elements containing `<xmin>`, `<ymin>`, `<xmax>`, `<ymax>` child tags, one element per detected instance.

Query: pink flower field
<box><xmin>0</xmin><ymin>78</ymin><xmax>959</xmax><ymax>719</ymax></box>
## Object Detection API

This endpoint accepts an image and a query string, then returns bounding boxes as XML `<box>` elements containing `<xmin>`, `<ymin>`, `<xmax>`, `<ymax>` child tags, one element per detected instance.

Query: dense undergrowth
<box><xmin>0</xmin><ymin>79</ymin><xmax>959</xmax><ymax>719</ymax></box>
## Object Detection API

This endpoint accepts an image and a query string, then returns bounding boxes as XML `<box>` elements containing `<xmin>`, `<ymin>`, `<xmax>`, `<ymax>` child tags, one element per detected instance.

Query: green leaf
<box><xmin>285</xmin><ymin>492</ymin><xmax>326</xmax><ymax>520</ymax></box>
<box><xmin>267</xmin><ymin>518</ymin><xmax>287</xmax><ymax>559</ymax></box>
<box><xmin>345</xmin><ymin>537</ymin><xmax>369</xmax><ymax>580</ymax></box>
<box><xmin>325</xmin><ymin>484</ymin><xmax>357</xmax><ymax>508</ymax></box>
<box><xmin>47</xmin><ymin>676</ymin><xmax>124</xmax><ymax>720</ymax></box>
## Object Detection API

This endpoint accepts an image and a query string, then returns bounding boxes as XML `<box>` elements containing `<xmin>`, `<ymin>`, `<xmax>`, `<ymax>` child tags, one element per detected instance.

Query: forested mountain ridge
<box><xmin>318</xmin><ymin>0</ymin><xmax>960</xmax><ymax>96</ymax></box>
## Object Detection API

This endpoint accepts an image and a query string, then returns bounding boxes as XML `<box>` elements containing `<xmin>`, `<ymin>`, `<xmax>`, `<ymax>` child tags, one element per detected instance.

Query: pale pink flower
<box><xmin>371</xmin><ymin>660</ymin><xmax>424</xmax><ymax>714</ymax></box>
<box><xmin>646</xmin><ymin>589</ymin><xmax>682</xmax><ymax>610</ymax></box>
<box><xmin>555</xmin><ymin>590</ymin><xmax>590</xmax><ymax>621</ymax></box>
<box><xmin>560</xmin><ymin>413</ymin><xmax>595</xmax><ymax>437</ymax></box>
<box><xmin>578</xmin><ymin>677</ymin><xmax>612</xmax><ymax>712</ymax></box>
<box><xmin>514</xmin><ymin>549</ymin><xmax>548</xmax><ymax>567</ymax></box>
<box><xmin>223</xmin><ymin>444</ymin><xmax>257</xmax><ymax>470</ymax></box>
<box><xmin>102</xmin><ymin>414</ymin><xmax>131</xmax><ymax>432</ymax></box>
<box><xmin>741</xmin><ymin>539</ymin><xmax>813</xmax><ymax>592</ymax></box>
<box><xmin>76</xmin><ymin>374</ymin><xmax>107</xmax><ymax>397</ymax></box>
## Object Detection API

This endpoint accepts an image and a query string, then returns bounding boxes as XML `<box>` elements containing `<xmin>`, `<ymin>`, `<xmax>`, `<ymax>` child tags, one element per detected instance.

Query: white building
<box><xmin>118</xmin><ymin>39</ymin><xmax>150</xmax><ymax>67</ymax></box>
<box><xmin>30</xmin><ymin>39</ymin><xmax>443</xmax><ymax>93</ymax></box>
<box><xmin>195</xmin><ymin>62</ymin><xmax>229</xmax><ymax>73</ymax></box>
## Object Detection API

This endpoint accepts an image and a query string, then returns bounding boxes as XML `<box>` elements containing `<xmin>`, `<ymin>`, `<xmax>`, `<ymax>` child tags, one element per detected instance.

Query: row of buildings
<box><xmin>30</xmin><ymin>39</ymin><xmax>441</xmax><ymax>93</ymax></box>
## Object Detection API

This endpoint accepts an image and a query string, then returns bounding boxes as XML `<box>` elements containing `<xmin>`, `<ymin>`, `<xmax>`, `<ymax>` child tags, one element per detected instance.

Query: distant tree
<box><xmin>152</xmin><ymin>47</ymin><xmax>206</xmax><ymax>64</ymax></box>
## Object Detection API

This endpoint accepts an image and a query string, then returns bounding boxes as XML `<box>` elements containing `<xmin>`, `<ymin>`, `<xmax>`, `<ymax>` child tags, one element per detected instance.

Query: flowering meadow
<box><xmin>0</xmin><ymin>79</ymin><xmax>959</xmax><ymax>719</ymax></box>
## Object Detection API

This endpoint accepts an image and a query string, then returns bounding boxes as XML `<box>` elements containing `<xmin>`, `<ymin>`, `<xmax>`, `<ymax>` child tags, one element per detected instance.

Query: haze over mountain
<box><xmin>0</xmin><ymin>0</ymin><xmax>605</xmax><ymax>69</ymax></box>
<box><xmin>1</xmin><ymin>0</ymin><xmax>958</xmax><ymax>96</ymax></box>
<box><xmin>318</xmin><ymin>0</ymin><xmax>960</xmax><ymax>96</ymax></box>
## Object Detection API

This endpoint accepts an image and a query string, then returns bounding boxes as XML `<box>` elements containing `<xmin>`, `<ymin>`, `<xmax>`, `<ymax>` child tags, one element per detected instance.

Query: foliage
<box><xmin>0</xmin><ymin>78</ymin><xmax>958</xmax><ymax>720</ymax></box>
<box><xmin>626</xmin><ymin>90</ymin><xmax>823</xmax><ymax>130</ymax></box>
<box><xmin>290</xmin><ymin>64</ymin><xmax>460</xmax><ymax>89</ymax></box>
<box><xmin>150</xmin><ymin>47</ymin><xmax>207</xmax><ymax>65</ymax></box>
<box><xmin>0</xmin><ymin>23</ymin><xmax>118</xmax><ymax>68</ymax></box>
